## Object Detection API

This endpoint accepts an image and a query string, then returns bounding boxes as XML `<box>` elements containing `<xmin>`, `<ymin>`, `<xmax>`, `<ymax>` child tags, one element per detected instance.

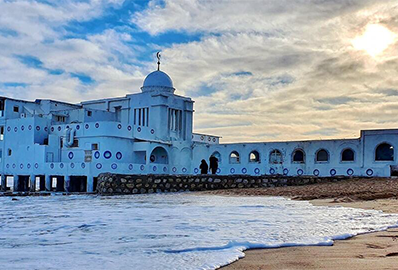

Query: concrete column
<box><xmin>45</xmin><ymin>175</ymin><xmax>51</xmax><ymax>191</ymax></box>
<box><xmin>30</xmin><ymin>175</ymin><xmax>36</xmax><ymax>192</ymax></box>
<box><xmin>1</xmin><ymin>175</ymin><xmax>6</xmax><ymax>192</ymax></box>
<box><xmin>87</xmin><ymin>175</ymin><xmax>94</xmax><ymax>193</ymax></box>
<box><xmin>13</xmin><ymin>175</ymin><xmax>19</xmax><ymax>192</ymax></box>
<box><xmin>64</xmin><ymin>175</ymin><xmax>71</xmax><ymax>192</ymax></box>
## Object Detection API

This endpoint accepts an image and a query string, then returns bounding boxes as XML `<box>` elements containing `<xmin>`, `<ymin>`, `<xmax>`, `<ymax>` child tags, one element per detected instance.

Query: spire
<box><xmin>156</xmin><ymin>51</ymin><xmax>161</xmax><ymax>71</ymax></box>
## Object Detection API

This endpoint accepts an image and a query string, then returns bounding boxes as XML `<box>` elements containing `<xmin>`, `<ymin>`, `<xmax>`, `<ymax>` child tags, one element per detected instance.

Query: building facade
<box><xmin>0</xmin><ymin>66</ymin><xmax>397</xmax><ymax>192</ymax></box>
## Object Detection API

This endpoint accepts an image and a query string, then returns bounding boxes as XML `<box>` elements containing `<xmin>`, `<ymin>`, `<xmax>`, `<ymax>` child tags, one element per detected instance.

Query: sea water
<box><xmin>0</xmin><ymin>194</ymin><xmax>397</xmax><ymax>270</ymax></box>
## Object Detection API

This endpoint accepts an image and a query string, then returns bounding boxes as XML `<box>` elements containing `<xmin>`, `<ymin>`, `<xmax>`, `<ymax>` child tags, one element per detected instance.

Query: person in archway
<box><xmin>199</xmin><ymin>159</ymin><xmax>208</xmax><ymax>174</ymax></box>
<box><xmin>209</xmin><ymin>156</ymin><xmax>218</xmax><ymax>174</ymax></box>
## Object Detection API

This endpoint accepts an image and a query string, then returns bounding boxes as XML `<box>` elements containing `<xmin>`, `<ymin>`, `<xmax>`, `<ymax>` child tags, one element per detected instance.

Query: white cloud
<box><xmin>133</xmin><ymin>0</ymin><xmax>398</xmax><ymax>142</ymax></box>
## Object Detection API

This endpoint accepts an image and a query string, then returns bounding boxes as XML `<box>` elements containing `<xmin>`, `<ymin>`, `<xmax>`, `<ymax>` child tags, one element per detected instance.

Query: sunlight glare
<box><xmin>352</xmin><ymin>24</ymin><xmax>396</xmax><ymax>57</ymax></box>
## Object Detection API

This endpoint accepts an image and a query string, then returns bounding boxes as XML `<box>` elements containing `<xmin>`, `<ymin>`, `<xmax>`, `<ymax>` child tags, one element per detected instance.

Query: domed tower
<box><xmin>133</xmin><ymin>52</ymin><xmax>194</xmax><ymax>143</ymax></box>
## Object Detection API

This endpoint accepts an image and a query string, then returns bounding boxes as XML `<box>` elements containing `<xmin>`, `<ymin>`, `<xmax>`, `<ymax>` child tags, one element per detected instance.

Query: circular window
<box><xmin>254</xmin><ymin>168</ymin><xmax>260</xmax><ymax>175</ymax></box>
<box><xmin>230</xmin><ymin>168</ymin><xmax>236</xmax><ymax>174</ymax></box>
<box><xmin>330</xmin><ymin>169</ymin><xmax>337</xmax><ymax>176</ymax></box>
<box><xmin>141</xmin><ymin>165</ymin><xmax>145</xmax><ymax>171</ymax></box>
<box><xmin>269</xmin><ymin>168</ymin><xmax>275</xmax><ymax>175</ymax></box>
<box><xmin>297</xmin><ymin>169</ymin><xmax>304</xmax><ymax>176</ymax></box>
<box><xmin>118</xmin><ymin>124</ymin><xmax>122</xmax><ymax>129</ymax></box>
<box><xmin>68</xmin><ymin>152</ymin><xmax>74</xmax><ymax>160</ymax></box>
<box><xmin>96</xmin><ymin>163</ymin><xmax>102</xmax><ymax>169</ymax></box>
<box><xmin>116</xmin><ymin>152</ymin><xmax>123</xmax><ymax>160</ymax></box>
<box><xmin>313</xmin><ymin>169</ymin><xmax>320</xmax><ymax>176</ymax></box>
<box><xmin>127</xmin><ymin>126</ymin><xmax>132</xmax><ymax>131</ymax></box>
<box><xmin>347</xmin><ymin>168</ymin><xmax>354</xmax><ymax>176</ymax></box>
<box><xmin>95</xmin><ymin>123</ymin><xmax>100</xmax><ymax>128</ymax></box>
<box><xmin>366</xmin><ymin>169</ymin><xmax>373</xmax><ymax>176</ymax></box>
<box><xmin>242</xmin><ymin>168</ymin><xmax>247</xmax><ymax>174</ymax></box>
<box><xmin>85</xmin><ymin>124</ymin><xmax>89</xmax><ymax>129</ymax></box>
<box><xmin>194</xmin><ymin>168</ymin><xmax>199</xmax><ymax>174</ymax></box>
<box><xmin>283</xmin><ymin>168</ymin><xmax>289</xmax><ymax>175</ymax></box>
<box><xmin>128</xmin><ymin>164</ymin><xmax>134</xmax><ymax>170</ymax></box>
<box><xmin>70</xmin><ymin>163</ymin><xmax>75</xmax><ymax>168</ymax></box>
<box><xmin>94</xmin><ymin>151</ymin><xmax>100</xmax><ymax>159</ymax></box>
<box><xmin>104</xmin><ymin>151</ymin><xmax>112</xmax><ymax>159</ymax></box>
<box><xmin>111</xmin><ymin>163</ymin><xmax>117</xmax><ymax>170</ymax></box>
<box><xmin>60</xmin><ymin>163</ymin><xmax>64</xmax><ymax>168</ymax></box>
<box><xmin>153</xmin><ymin>166</ymin><xmax>157</xmax><ymax>172</ymax></box>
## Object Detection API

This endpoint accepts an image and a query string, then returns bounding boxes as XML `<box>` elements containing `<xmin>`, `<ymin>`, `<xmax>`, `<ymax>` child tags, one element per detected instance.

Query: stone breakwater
<box><xmin>96</xmin><ymin>173</ymin><xmax>360</xmax><ymax>195</ymax></box>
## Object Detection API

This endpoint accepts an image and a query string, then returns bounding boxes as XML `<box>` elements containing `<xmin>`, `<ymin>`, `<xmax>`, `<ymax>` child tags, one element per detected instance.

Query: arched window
<box><xmin>375</xmin><ymin>143</ymin><xmax>394</xmax><ymax>161</ymax></box>
<box><xmin>341</xmin><ymin>148</ymin><xmax>355</xmax><ymax>162</ymax></box>
<box><xmin>249</xmin><ymin>151</ymin><xmax>260</xmax><ymax>163</ymax></box>
<box><xmin>292</xmin><ymin>149</ymin><xmax>305</xmax><ymax>163</ymax></box>
<box><xmin>211</xmin><ymin>151</ymin><xmax>221</xmax><ymax>163</ymax></box>
<box><xmin>149</xmin><ymin>147</ymin><xmax>168</xmax><ymax>164</ymax></box>
<box><xmin>269</xmin><ymin>149</ymin><xmax>282</xmax><ymax>164</ymax></box>
<box><xmin>316</xmin><ymin>149</ymin><xmax>329</xmax><ymax>162</ymax></box>
<box><xmin>229</xmin><ymin>151</ymin><xmax>240</xmax><ymax>164</ymax></box>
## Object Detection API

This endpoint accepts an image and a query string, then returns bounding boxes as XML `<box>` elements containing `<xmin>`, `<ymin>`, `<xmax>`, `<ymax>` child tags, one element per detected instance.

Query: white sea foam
<box><xmin>0</xmin><ymin>194</ymin><xmax>397</xmax><ymax>270</ymax></box>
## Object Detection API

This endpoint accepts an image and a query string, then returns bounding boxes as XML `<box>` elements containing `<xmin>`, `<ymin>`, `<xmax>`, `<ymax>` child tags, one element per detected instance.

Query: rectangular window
<box><xmin>0</xmin><ymin>126</ymin><xmax>4</xmax><ymax>141</ymax></box>
<box><xmin>138</xmin><ymin>109</ymin><xmax>142</xmax><ymax>126</ymax></box>
<box><xmin>142</xmin><ymin>108</ymin><xmax>145</xmax><ymax>126</ymax></box>
<box><xmin>56</xmin><ymin>116</ymin><xmax>66</xmax><ymax>122</ymax></box>
<box><xmin>87</xmin><ymin>111</ymin><xmax>92</xmax><ymax>117</ymax></box>
<box><xmin>92</xmin><ymin>143</ymin><xmax>99</xmax><ymax>150</ymax></box>
<box><xmin>13</xmin><ymin>106</ymin><xmax>19</xmax><ymax>113</ymax></box>
<box><xmin>169</xmin><ymin>109</ymin><xmax>182</xmax><ymax>132</ymax></box>
<box><xmin>146</xmin><ymin>108</ymin><xmax>149</xmax><ymax>127</ymax></box>
<box><xmin>8</xmin><ymin>149</ymin><xmax>12</xmax><ymax>156</ymax></box>
<box><xmin>134</xmin><ymin>109</ymin><xmax>137</xmax><ymax>125</ymax></box>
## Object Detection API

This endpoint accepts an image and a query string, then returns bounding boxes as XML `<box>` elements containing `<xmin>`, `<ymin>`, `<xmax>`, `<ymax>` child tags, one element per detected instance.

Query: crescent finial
<box><xmin>156</xmin><ymin>51</ymin><xmax>161</xmax><ymax>71</ymax></box>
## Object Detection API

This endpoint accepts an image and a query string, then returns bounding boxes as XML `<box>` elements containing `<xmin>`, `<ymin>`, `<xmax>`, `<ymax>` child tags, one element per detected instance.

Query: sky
<box><xmin>0</xmin><ymin>0</ymin><xmax>398</xmax><ymax>143</ymax></box>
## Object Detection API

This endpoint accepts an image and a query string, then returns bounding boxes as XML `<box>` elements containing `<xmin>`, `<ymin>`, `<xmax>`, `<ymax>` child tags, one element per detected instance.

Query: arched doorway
<box><xmin>211</xmin><ymin>151</ymin><xmax>221</xmax><ymax>164</ymax></box>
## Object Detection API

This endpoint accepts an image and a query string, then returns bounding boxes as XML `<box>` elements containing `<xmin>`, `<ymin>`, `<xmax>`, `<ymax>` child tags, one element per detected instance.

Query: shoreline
<box><xmin>214</xmin><ymin>178</ymin><xmax>398</xmax><ymax>270</ymax></box>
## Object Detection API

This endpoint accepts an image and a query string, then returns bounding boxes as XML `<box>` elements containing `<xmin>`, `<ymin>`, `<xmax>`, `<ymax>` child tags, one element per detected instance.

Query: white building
<box><xmin>0</xmin><ymin>62</ymin><xmax>397</xmax><ymax>192</ymax></box>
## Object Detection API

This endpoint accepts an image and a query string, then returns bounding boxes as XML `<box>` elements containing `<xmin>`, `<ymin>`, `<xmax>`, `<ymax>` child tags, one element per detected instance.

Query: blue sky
<box><xmin>0</xmin><ymin>0</ymin><xmax>398</xmax><ymax>142</ymax></box>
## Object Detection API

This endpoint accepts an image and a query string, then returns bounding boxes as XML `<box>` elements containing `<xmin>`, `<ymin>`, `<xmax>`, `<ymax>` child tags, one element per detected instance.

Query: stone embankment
<box><xmin>96</xmin><ymin>173</ymin><xmax>360</xmax><ymax>195</ymax></box>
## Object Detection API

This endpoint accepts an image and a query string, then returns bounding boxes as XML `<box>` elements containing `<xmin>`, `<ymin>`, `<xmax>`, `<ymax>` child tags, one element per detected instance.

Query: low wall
<box><xmin>96</xmin><ymin>173</ymin><xmax>358</xmax><ymax>195</ymax></box>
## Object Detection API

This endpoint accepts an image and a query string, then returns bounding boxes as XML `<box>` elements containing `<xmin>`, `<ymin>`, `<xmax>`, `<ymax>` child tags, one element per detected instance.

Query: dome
<box><xmin>141</xmin><ymin>70</ymin><xmax>175</xmax><ymax>93</ymax></box>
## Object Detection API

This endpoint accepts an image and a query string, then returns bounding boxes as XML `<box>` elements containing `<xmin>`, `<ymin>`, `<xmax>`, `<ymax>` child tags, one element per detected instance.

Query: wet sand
<box><xmin>214</xmin><ymin>178</ymin><xmax>398</xmax><ymax>270</ymax></box>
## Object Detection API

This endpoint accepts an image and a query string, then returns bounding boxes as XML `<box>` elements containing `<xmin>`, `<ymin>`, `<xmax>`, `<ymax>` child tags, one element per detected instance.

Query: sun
<box><xmin>352</xmin><ymin>24</ymin><xmax>397</xmax><ymax>57</ymax></box>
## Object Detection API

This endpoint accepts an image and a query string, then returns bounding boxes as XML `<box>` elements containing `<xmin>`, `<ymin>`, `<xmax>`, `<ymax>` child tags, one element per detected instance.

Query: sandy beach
<box><xmin>213</xmin><ymin>178</ymin><xmax>398</xmax><ymax>270</ymax></box>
